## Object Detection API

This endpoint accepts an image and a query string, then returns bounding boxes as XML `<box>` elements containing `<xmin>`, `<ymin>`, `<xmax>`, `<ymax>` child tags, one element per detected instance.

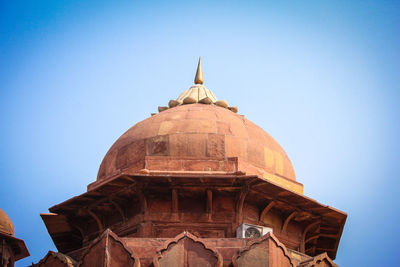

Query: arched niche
<box><xmin>78</xmin><ymin>229</ymin><xmax>140</xmax><ymax>267</ymax></box>
<box><xmin>232</xmin><ymin>232</ymin><xmax>294</xmax><ymax>267</ymax></box>
<box><xmin>153</xmin><ymin>231</ymin><xmax>223</xmax><ymax>267</ymax></box>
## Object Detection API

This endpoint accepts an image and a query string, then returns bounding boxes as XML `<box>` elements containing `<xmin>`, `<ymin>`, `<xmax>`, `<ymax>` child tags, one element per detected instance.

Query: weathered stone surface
<box><xmin>146</xmin><ymin>135</ymin><xmax>169</xmax><ymax>156</ymax></box>
<box><xmin>158</xmin><ymin>120</ymin><xmax>180</xmax><ymax>135</ymax></box>
<box><xmin>225</xmin><ymin>136</ymin><xmax>247</xmax><ymax>159</ymax></box>
<box><xmin>263</xmin><ymin>147</ymin><xmax>275</xmax><ymax>172</ymax></box>
<box><xmin>187</xmin><ymin>133</ymin><xmax>208</xmax><ymax>157</ymax></box>
<box><xmin>207</xmin><ymin>134</ymin><xmax>225</xmax><ymax>159</ymax></box>
<box><xmin>216</xmin><ymin>121</ymin><xmax>232</xmax><ymax>135</ymax></box>
<box><xmin>178</xmin><ymin>119</ymin><xmax>217</xmax><ymax>134</ymax></box>
<box><xmin>116</xmin><ymin>139</ymin><xmax>146</xmax><ymax>170</ymax></box>
<box><xmin>247</xmin><ymin>139</ymin><xmax>266</xmax><ymax>169</ymax></box>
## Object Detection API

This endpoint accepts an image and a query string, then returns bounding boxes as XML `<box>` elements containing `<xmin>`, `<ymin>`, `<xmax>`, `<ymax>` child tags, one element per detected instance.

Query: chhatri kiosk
<box><xmin>37</xmin><ymin>59</ymin><xmax>346</xmax><ymax>267</ymax></box>
<box><xmin>0</xmin><ymin>208</ymin><xmax>29</xmax><ymax>266</ymax></box>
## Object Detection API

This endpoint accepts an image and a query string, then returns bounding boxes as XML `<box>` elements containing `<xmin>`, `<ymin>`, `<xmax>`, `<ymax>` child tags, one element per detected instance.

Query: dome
<box><xmin>97</xmin><ymin>104</ymin><xmax>296</xmax><ymax>182</ymax></box>
<box><xmin>95</xmin><ymin>58</ymin><xmax>302</xmax><ymax>194</ymax></box>
<box><xmin>0</xmin><ymin>208</ymin><xmax>14</xmax><ymax>236</ymax></box>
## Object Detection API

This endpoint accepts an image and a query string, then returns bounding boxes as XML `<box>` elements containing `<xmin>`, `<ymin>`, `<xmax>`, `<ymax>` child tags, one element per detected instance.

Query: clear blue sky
<box><xmin>1</xmin><ymin>1</ymin><xmax>399</xmax><ymax>266</ymax></box>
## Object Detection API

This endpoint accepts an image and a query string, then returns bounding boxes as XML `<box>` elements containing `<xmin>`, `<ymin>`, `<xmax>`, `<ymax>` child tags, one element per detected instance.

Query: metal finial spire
<box><xmin>194</xmin><ymin>57</ymin><xmax>203</xmax><ymax>84</ymax></box>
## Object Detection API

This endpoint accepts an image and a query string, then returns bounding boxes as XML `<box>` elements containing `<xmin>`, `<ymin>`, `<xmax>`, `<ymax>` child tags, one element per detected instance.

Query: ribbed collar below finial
<box><xmin>156</xmin><ymin>58</ymin><xmax>238</xmax><ymax>114</ymax></box>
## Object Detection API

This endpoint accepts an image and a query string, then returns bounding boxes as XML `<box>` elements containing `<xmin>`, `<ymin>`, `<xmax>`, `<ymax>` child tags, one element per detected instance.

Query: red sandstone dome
<box><xmin>0</xmin><ymin>208</ymin><xmax>30</xmax><ymax>262</ymax></box>
<box><xmin>0</xmin><ymin>208</ymin><xmax>14</xmax><ymax>236</ymax></box>
<box><xmin>97</xmin><ymin>104</ymin><xmax>296</xmax><ymax>183</ymax></box>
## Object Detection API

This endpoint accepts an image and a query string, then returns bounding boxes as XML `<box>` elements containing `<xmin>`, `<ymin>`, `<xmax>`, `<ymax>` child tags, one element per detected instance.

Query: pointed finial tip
<box><xmin>194</xmin><ymin>57</ymin><xmax>203</xmax><ymax>84</ymax></box>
